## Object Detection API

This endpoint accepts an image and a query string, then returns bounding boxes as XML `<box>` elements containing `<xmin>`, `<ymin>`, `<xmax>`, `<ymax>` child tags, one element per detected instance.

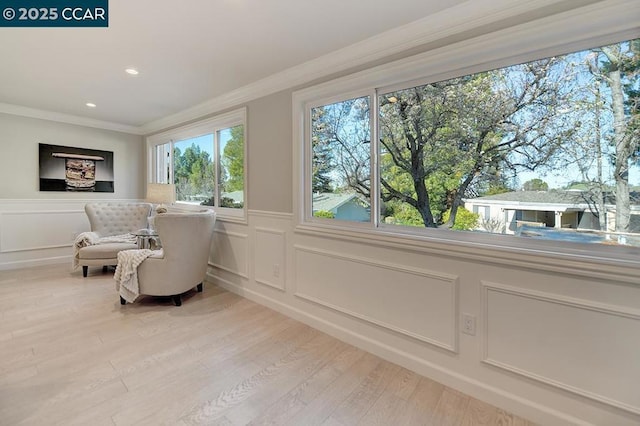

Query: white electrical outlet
<box><xmin>273</xmin><ymin>264</ymin><xmax>280</xmax><ymax>278</ymax></box>
<box><xmin>462</xmin><ymin>313</ymin><xmax>476</xmax><ymax>336</ymax></box>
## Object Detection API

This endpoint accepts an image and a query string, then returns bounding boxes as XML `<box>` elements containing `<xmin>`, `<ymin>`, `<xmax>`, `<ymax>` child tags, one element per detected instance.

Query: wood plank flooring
<box><xmin>0</xmin><ymin>264</ymin><xmax>536</xmax><ymax>425</ymax></box>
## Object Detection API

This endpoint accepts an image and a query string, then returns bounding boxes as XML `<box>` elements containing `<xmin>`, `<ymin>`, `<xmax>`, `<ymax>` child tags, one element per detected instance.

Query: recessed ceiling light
<box><xmin>86</xmin><ymin>102</ymin><xmax>96</xmax><ymax>108</ymax></box>
<box><xmin>125</xmin><ymin>68</ymin><xmax>139</xmax><ymax>75</ymax></box>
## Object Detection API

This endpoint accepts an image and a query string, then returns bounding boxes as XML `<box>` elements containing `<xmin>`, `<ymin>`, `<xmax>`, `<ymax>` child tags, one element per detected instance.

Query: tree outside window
<box><xmin>309</xmin><ymin>38</ymin><xmax>639</xmax><ymax>246</ymax></box>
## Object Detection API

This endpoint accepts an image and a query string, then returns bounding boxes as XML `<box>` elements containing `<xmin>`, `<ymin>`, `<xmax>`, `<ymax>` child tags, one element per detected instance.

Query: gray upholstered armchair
<box><xmin>117</xmin><ymin>211</ymin><xmax>216</xmax><ymax>306</ymax></box>
<box><xmin>77</xmin><ymin>202</ymin><xmax>152</xmax><ymax>277</ymax></box>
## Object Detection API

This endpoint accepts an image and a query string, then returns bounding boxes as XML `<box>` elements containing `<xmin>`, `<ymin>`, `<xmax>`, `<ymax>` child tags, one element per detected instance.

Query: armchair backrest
<box><xmin>153</xmin><ymin>211</ymin><xmax>216</xmax><ymax>274</ymax></box>
<box><xmin>85</xmin><ymin>202</ymin><xmax>152</xmax><ymax>237</ymax></box>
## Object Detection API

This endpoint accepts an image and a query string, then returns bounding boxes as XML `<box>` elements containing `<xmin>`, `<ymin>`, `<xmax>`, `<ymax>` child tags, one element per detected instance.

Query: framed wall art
<box><xmin>39</xmin><ymin>143</ymin><xmax>114</xmax><ymax>192</ymax></box>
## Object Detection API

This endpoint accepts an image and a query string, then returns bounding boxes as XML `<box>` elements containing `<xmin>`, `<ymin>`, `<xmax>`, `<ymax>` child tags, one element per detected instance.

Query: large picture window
<box><xmin>302</xmin><ymin>38</ymin><xmax>640</xmax><ymax>249</ymax></box>
<box><xmin>148</xmin><ymin>109</ymin><xmax>246</xmax><ymax>219</ymax></box>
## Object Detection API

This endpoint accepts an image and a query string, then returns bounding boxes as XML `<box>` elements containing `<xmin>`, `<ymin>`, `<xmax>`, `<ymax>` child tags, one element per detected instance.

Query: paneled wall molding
<box><xmin>481</xmin><ymin>281</ymin><xmax>640</xmax><ymax>415</ymax></box>
<box><xmin>0</xmin><ymin>208</ymin><xmax>87</xmax><ymax>254</ymax></box>
<box><xmin>254</xmin><ymin>227</ymin><xmax>286</xmax><ymax>291</ymax></box>
<box><xmin>294</xmin><ymin>245</ymin><xmax>459</xmax><ymax>352</ymax></box>
<box><xmin>210</xmin><ymin>229</ymin><xmax>249</xmax><ymax>279</ymax></box>
<box><xmin>204</xmin><ymin>210</ymin><xmax>639</xmax><ymax>424</ymax></box>
<box><xmin>295</xmin><ymin>291</ymin><xmax>457</xmax><ymax>352</ymax></box>
<box><xmin>0</xmin><ymin>198</ymin><xmax>142</xmax><ymax>270</ymax></box>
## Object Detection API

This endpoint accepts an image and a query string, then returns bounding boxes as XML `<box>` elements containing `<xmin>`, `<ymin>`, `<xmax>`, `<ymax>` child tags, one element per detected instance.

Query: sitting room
<box><xmin>0</xmin><ymin>1</ymin><xmax>638</xmax><ymax>425</ymax></box>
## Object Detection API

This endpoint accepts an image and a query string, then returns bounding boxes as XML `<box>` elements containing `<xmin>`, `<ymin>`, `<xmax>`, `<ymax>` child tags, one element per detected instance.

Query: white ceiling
<box><xmin>0</xmin><ymin>0</ymin><xmax>462</xmax><ymax>131</ymax></box>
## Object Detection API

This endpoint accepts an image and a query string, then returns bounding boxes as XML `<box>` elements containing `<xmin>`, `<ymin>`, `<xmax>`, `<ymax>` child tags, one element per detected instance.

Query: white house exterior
<box><xmin>464</xmin><ymin>190</ymin><xmax>640</xmax><ymax>238</ymax></box>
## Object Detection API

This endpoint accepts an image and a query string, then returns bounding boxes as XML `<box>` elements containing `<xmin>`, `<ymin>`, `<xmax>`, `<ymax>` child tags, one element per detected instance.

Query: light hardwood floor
<box><xmin>0</xmin><ymin>264</ymin><xmax>536</xmax><ymax>425</ymax></box>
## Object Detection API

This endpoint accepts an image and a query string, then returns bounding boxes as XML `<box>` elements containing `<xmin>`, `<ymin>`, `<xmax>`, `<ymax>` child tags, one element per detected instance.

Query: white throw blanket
<box><xmin>72</xmin><ymin>232</ymin><xmax>137</xmax><ymax>270</ymax></box>
<box><xmin>114</xmin><ymin>249</ymin><xmax>156</xmax><ymax>303</ymax></box>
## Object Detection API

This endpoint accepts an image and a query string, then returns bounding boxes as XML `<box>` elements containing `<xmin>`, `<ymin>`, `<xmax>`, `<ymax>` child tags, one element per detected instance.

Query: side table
<box><xmin>134</xmin><ymin>229</ymin><xmax>160</xmax><ymax>249</ymax></box>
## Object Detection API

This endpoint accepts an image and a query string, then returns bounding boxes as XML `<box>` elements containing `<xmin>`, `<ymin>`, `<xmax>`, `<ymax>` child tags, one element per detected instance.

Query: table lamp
<box><xmin>146</xmin><ymin>183</ymin><xmax>176</xmax><ymax>214</ymax></box>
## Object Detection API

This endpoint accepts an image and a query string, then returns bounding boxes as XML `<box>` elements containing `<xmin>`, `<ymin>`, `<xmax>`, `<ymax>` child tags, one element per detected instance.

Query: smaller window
<box><xmin>147</xmin><ymin>109</ymin><xmax>246</xmax><ymax>220</ymax></box>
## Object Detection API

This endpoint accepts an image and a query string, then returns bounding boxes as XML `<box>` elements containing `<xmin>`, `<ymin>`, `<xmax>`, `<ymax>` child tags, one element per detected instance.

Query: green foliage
<box><xmin>221</xmin><ymin>197</ymin><xmax>243</xmax><ymax>208</ymax></box>
<box><xmin>523</xmin><ymin>178</ymin><xmax>549</xmax><ymax>191</ymax></box>
<box><xmin>441</xmin><ymin>207</ymin><xmax>479</xmax><ymax>231</ymax></box>
<box><xmin>173</xmin><ymin>143</ymin><xmax>214</xmax><ymax>202</ymax></box>
<box><xmin>382</xmin><ymin>200</ymin><xmax>424</xmax><ymax>227</ymax></box>
<box><xmin>313</xmin><ymin>210</ymin><xmax>335</xmax><ymax>219</ymax></box>
<box><xmin>482</xmin><ymin>184</ymin><xmax>512</xmax><ymax>196</ymax></box>
<box><xmin>222</xmin><ymin>125</ymin><xmax>244</xmax><ymax>193</ymax></box>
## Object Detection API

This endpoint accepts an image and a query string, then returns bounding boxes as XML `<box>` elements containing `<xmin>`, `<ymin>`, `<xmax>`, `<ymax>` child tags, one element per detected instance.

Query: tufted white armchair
<box><xmin>78</xmin><ymin>202</ymin><xmax>152</xmax><ymax>277</ymax></box>
<box><xmin>118</xmin><ymin>211</ymin><xmax>216</xmax><ymax>306</ymax></box>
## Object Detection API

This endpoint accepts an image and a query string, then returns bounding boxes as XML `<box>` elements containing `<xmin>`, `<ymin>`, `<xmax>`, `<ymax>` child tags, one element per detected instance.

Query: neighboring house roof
<box><xmin>466</xmin><ymin>190</ymin><xmax>640</xmax><ymax>210</ymax></box>
<box><xmin>312</xmin><ymin>193</ymin><xmax>368</xmax><ymax>212</ymax></box>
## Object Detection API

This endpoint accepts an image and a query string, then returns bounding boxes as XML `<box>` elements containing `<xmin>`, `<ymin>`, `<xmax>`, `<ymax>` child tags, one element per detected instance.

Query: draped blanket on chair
<box><xmin>114</xmin><ymin>249</ymin><xmax>157</xmax><ymax>303</ymax></box>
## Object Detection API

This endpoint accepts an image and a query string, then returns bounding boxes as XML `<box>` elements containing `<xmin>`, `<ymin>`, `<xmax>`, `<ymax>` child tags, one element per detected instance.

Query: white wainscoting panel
<box><xmin>211</xmin><ymin>229</ymin><xmax>249</xmax><ymax>278</ymax></box>
<box><xmin>254</xmin><ymin>227</ymin><xmax>286</xmax><ymax>291</ymax></box>
<box><xmin>0</xmin><ymin>210</ymin><xmax>87</xmax><ymax>253</ymax></box>
<box><xmin>294</xmin><ymin>245</ymin><xmax>459</xmax><ymax>352</ymax></box>
<box><xmin>482</xmin><ymin>281</ymin><xmax>640</xmax><ymax>415</ymax></box>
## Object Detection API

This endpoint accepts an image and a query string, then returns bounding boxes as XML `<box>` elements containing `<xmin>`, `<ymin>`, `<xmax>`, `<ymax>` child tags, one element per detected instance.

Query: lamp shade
<box><xmin>146</xmin><ymin>183</ymin><xmax>176</xmax><ymax>204</ymax></box>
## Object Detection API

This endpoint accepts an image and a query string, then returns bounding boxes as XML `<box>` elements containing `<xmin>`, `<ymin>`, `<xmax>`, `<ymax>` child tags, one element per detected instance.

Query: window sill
<box><xmin>295</xmin><ymin>221</ymin><xmax>640</xmax><ymax>285</ymax></box>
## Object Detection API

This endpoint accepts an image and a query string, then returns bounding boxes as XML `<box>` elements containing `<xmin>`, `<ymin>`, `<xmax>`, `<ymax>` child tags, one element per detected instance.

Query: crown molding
<box><xmin>0</xmin><ymin>102</ymin><xmax>143</xmax><ymax>135</ymax></box>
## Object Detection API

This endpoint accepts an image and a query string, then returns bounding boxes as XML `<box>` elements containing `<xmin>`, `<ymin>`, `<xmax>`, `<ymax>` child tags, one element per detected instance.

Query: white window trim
<box><xmin>292</xmin><ymin>2</ymin><xmax>640</xmax><ymax>281</ymax></box>
<box><xmin>147</xmin><ymin>107</ymin><xmax>247</xmax><ymax>222</ymax></box>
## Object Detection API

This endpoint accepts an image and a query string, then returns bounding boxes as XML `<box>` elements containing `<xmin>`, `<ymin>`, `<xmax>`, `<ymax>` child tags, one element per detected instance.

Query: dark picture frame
<box><xmin>39</xmin><ymin>143</ymin><xmax>114</xmax><ymax>192</ymax></box>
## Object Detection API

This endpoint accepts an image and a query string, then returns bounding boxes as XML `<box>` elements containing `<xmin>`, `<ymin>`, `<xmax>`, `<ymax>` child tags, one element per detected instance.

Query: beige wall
<box><xmin>0</xmin><ymin>113</ymin><xmax>144</xmax><ymax>199</ymax></box>
<box><xmin>245</xmin><ymin>90</ymin><xmax>293</xmax><ymax>213</ymax></box>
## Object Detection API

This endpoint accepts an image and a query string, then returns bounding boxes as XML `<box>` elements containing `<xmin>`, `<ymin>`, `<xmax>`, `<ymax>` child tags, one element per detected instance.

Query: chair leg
<box><xmin>172</xmin><ymin>295</ymin><xmax>182</xmax><ymax>306</ymax></box>
<box><xmin>197</xmin><ymin>283</ymin><xmax>203</xmax><ymax>293</ymax></box>
<box><xmin>120</xmin><ymin>296</ymin><xmax>126</xmax><ymax>305</ymax></box>
<box><xmin>82</xmin><ymin>266</ymin><xmax>88</xmax><ymax>277</ymax></box>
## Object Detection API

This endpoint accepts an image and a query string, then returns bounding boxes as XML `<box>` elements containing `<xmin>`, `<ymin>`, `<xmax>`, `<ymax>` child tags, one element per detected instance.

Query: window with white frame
<box><xmin>147</xmin><ymin>108</ymin><xmax>246</xmax><ymax>218</ymax></box>
<box><xmin>300</xmin><ymin>36</ymin><xmax>640</xmax><ymax>250</ymax></box>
